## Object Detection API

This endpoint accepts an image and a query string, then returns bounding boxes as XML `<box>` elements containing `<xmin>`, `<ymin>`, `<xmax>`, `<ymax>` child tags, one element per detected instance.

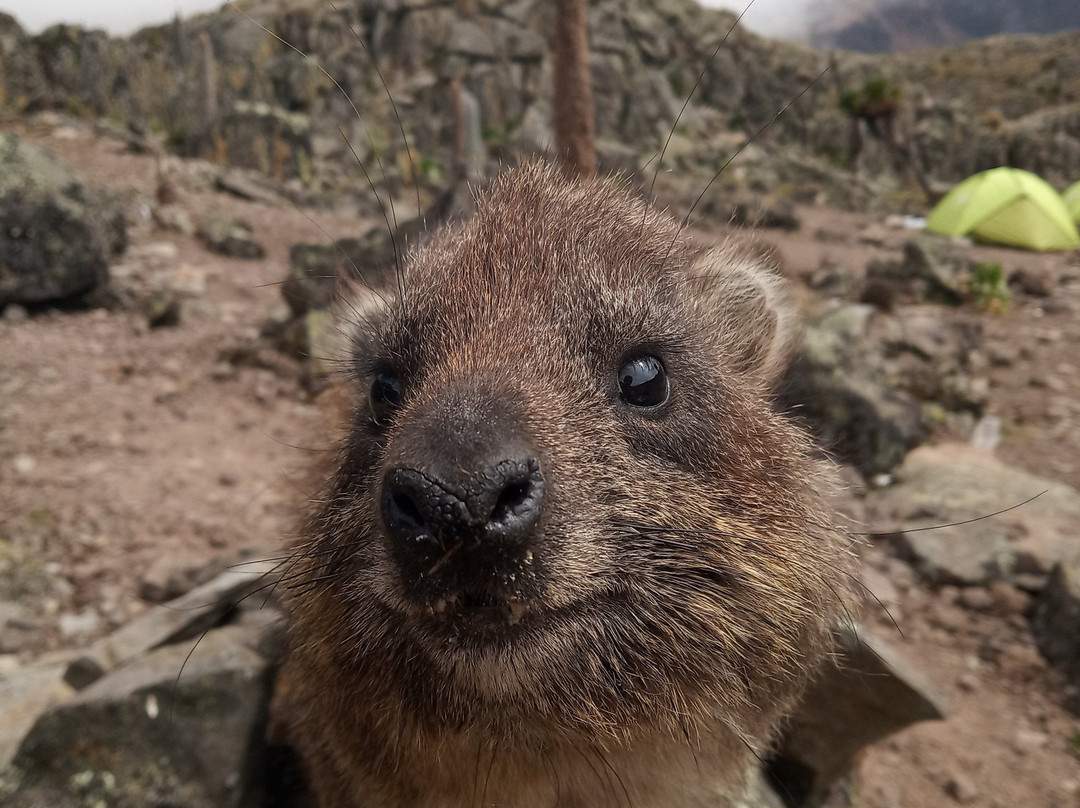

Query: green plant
<box><xmin>968</xmin><ymin>261</ymin><xmax>1011</xmax><ymax>312</ymax></box>
<box><xmin>839</xmin><ymin>76</ymin><xmax>904</xmax><ymax>119</ymax></box>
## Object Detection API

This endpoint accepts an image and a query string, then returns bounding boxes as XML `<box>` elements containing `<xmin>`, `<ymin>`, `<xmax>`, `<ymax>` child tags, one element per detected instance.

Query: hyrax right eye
<box><xmin>369</xmin><ymin>370</ymin><xmax>402</xmax><ymax>426</ymax></box>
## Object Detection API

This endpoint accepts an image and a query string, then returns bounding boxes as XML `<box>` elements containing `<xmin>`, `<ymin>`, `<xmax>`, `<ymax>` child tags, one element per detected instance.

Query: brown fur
<box><xmin>282</xmin><ymin>163</ymin><xmax>850</xmax><ymax>807</ymax></box>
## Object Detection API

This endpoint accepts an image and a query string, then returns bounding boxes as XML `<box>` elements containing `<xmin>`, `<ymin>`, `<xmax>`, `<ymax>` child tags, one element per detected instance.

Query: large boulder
<box><xmin>5</xmin><ymin>627</ymin><xmax>276</xmax><ymax>808</ymax></box>
<box><xmin>0</xmin><ymin>134</ymin><xmax>125</xmax><ymax>308</ymax></box>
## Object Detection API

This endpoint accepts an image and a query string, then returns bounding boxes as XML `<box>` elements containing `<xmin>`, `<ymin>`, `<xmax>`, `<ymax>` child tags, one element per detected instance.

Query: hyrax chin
<box><xmin>282</xmin><ymin>162</ymin><xmax>849</xmax><ymax>808</ymax></box>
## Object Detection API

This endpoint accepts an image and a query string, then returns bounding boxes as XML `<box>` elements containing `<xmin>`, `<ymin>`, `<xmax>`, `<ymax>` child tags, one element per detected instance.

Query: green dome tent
<box><xmin>1065</xmin><ymin>180</ymin><xmax>1080</xmax><ymax>223</ymax></box>
<box><xmin>926</xmin><ymin>167</ymin><xmax>1079</xmax><ymax>251</ymax></box>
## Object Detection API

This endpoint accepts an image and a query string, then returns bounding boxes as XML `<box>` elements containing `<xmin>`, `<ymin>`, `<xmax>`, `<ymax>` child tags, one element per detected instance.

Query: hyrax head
<box><xmin>293</xmin><ymin>162</ymin><xmax>846</xmax><ymax>745</ymax></box>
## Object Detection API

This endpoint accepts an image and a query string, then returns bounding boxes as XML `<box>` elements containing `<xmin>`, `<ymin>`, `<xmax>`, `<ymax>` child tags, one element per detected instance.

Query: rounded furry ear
<box><xmin>689</xmin><ymin>246</ymin><xmax>800</xmax><ymax>389</ymax></box>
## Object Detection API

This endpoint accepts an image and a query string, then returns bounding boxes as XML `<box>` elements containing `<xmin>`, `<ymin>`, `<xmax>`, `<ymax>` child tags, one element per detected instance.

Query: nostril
<box><xmin>390</xmin><ymin>490</ymin><xmax>424</xmax><ymax>530</ymax></box>
<box><xmin>491</xmin><ymin>478</ymin><xmax>532</xmax><ymax>523</ymax></box>
<box><xmin>485</xmin><ymin>460</ymin><xmax>544</xmax><ymax>543</ymax></box>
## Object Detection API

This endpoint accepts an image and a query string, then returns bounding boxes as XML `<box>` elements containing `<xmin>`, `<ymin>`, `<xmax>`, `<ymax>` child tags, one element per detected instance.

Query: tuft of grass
<box><xmin>968</xmin><ymin>261</ymin><xmax>1011</xmax><ymax>313</ymax></box>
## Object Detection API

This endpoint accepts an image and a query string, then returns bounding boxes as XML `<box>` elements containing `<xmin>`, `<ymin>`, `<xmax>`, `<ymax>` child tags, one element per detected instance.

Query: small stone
<box><xmin>970</xmin><ymin>415</ymin><xmax>1001</xmax><ymax>451</ymax></box>
<box><xmin>145</xmin><ymin>290</ymin><xmax>181</xmax><ymax>328</ymax></box>
<box><xmin>955</xmin><ymin>672</ymin><xmax>979</xmax><ymax>692</ymax></box>
<box><xmin>1013</xmin><ymin>729</ymin><xmax>1049</xmax><ymax>751</ymax></box>
<box><xmin>58</xmin><ymin>610</ymin><xmax>102</xmax><ymax>639</ymax></box>
<box><xmin>945</xmin><ymin>773</ymin><xmax>978</xmax><ymax>803</ymax></box>
<box><xmin>958</xmin><ymin>587</ymin><xmax>993</xmax><ymax>611</ymax></box>
<box><xmin>210</xmin><ymin>362</ymin><xmax>237</xmax><ymax>381</ymax></box>
<box><xmin>2</xmin><ymin>303</ymin><xmax>29</xmax><ymax>322</ymax></box>
<box><xmin>1009</xmin><ymin>266</ymin><xmax>1054</xmax><ymax>297</ymax></box>
<box><xmin>12</xmin><ymin>455</ymin><xmax>36</xmax><ymax>475</ymax></box>
<box><xmin>987</xmin><ymin>582</ymin><xmax>1032</xmax><ymax>616</ymax></box>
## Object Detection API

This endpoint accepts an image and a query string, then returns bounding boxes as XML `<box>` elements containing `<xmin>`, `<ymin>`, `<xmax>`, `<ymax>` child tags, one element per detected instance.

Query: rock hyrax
<box><xmin>282</xmin><ymin>162</ymin><xmax>849</xmax><ymax>808</ymax></box>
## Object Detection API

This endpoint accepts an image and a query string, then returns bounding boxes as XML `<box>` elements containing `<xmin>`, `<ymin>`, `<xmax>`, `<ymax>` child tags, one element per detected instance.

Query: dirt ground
<box><xmin>1</xmin><ymin>120</ymin><xmax>1078</xmax><ymax>807</ymax></box>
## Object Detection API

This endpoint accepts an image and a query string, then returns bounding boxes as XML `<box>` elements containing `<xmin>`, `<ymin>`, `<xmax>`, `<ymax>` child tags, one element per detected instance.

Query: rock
<box><xmin>215</xmin><ymin>169</ymin><xmax>289</xmax><ymax>206</ymax></box>
<box><xmin>7</xmin><ymin>627</ymin><xmax>276</xmax><ymax>808</ymax></box>
<box><xmin>1031</xmin><ymin>563</ymin><xmax>1080</xmax><ymax>698</ymax></box>
<box><xmin>154</xmin><ymin>202</ymin><xmax>196</xmax><ymax>236</ymax></box>
<box><xmin>987</xmin><ymin>581</ymin><xmax>1032</xmax><ymax>617</ymax></box>
<box><xmin>283</xmin><ymin>244</ymin><xmax>339</xmax><ymax>316</ymax></box>
<box><xmin>199</xmin><ymin>215</ymin><xmax>264</xmax><ymax>260</ymax></box>
<box><xmin>63</xmin><ymin>558</ymin><xmax>280</xmax><ymax>690</ymax></box>
<box><xmin>729</xmin><ymin>199</ymin><xmax>801</xmax><ymax>231</ymax></box>
<box><xmin>2</xmin><ymin>303</ymin><xmax>29</xmax><ymax>322</ymax></box>
<box><xmin>1009</xmin><ymin>265</ymin><xmax>1054</xmax><ymax>297</ymax></box>
<box><xmin>864</xmin><ymin>236</ymin><xmax>969</xmax><ymax>307</ymax></box>
<box><xmin>777</xmin><ymin>304</ymin><xmax>927</xmax><ymax>478</ymax></box>
<box><xmin>144</xmin><ymin>289</ymin><xmax>182</xmax><ymax>328</ymax></box>
<box><xmin>957</xmin><ymin>587</ymin><xmax>993</xmax><ymax>611</ymax></box>
<box><xmin>0</xmin><ymin>663</ymin><xmax>73</xmax><ymax>771</ymax></box>
<box><xmin>945</xmin><ymin>772</ymin><xmax>979</xmax><ymax>803</ymax></box>
<box><xmin>970</xmin><ymin>414</ymin><xmax>1001</xmax><ymax>451</ymax></box>
<box><xmin>0</xmin><ymin>134</ymin><xmax>125</xmax><ymax>307</ymax></box>
<box><xmin>768</xmin><ymin>624</ymin><xmax>947</xmax><ymax>805</ymax></box>
<box><xmin>0</xmin><ymin>601</ymin><xmax>41</xmax><ymax>654</ymax></box>
<box><xmin>57</xmin><ymin>610</ymin><xmax>102</xmax><ymax>640</ymax></box>
<box><xmin>201</xmin><ymin>102</ymin><xmax>312</xmax><ymax>184</ymax></box>
<box><xmin>446</xmin><ymin>19</ymin><xmax>496</xmax><ymax>58</ymax></box>
<box><xmin>868</xmin><ymin>444</ymin><xmax>1080</xmax><ymax>586</ymax></box>
<box><xmin>138</xmin><ymin>557</ymin><xmax>224</xmax><ymax>604</ymax></box>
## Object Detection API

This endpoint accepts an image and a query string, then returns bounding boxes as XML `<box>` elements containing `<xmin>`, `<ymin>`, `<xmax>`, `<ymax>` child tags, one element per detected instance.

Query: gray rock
<box><xmin>0</xmin><ymin>134</ymin><xmax>125</xmax><ymax>307</ymax></box>
<box><xmin>778</xmin><ymin>304</ymin><xmax>927</xmax><ymax>478</ymax></box>
<box><xmin>769</xmin><ymin>624</ymin><xmax>947</xmax><ymax>805</ymax></box>
<box><xmin>144</xmin><ymin>289</ymin><xmax>182</xmax><ymax>328</ymax></box>
<box><xmin>0</xmin><ymin>663</ymin><xmax>72</xmax><ymax>772</ymax></box>
<box><xmin>1009</xmin><ymin>265</ymin><xmax>1054</xmax><ymax>297</ymax></box>
<box><xmin>139</xmin><ymin>557</ymin><xmax>223</xmax><ymax>604</ymax></box>
<box><xmin>864</xmin><ymin>236</ymin><xmax>970</xmax><ymax>306</ymax></box>
<box><xmin>199</xmin><ymin>214</ymin><xmax>264</xmax><ymax>260</ymax></box>
<box><xmin>283</xmin><ymin>244</ymin><xmax>340</xmax><ymax>317</ymax></box>
<box><xmin>63</xmin><ymin>558</ymin><xmax>281</xmax><ymax>689</ymax></box>
<box><xmin>446</xmin><ymin>19</ymin><xmax>496</xmax><ymax>58</ymax></box>
<box><xmin>869</xmin><ymin>444</ymin><xmax>1080</xmax><ymax>587</ymax></box>
<box><xmin>200</xmin><ymin>102</ymin><xmax>312</xmax><ymax>184</ymax></box>
<box><xmin>1032</xmin><ymin>564</ymin><xmax>1080</xmax><ymax>699</ymax></box>
<box><xmin>7</xmin><ymin>627</ymin><xmax>275</xmax><ymax>808</ymax></box>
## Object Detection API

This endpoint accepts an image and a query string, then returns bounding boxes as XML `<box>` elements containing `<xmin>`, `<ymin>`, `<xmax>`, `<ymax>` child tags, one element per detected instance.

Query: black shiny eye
<box><xmin>618</xmin><ymin>355</ymin><xmax>669</xmax><ymax>409</ymax></box>
<box><xmin>369</xmin><ymin>370</ymin><xmax>402</xmax><ymax>426</ymax></box>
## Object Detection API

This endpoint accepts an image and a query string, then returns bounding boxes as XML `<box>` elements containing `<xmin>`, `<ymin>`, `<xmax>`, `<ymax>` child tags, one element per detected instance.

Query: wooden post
<box><xmin>553</xmin><ymin>0</ymin><xmax>597</xmax><ymax>178</ymax></box>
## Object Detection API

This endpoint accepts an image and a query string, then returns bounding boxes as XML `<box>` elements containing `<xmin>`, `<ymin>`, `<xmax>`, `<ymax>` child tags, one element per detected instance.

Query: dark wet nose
<box><xmin>382</xmin><ymin>457</ymin><xmax>545</xmax><ymax>553</ymax></box>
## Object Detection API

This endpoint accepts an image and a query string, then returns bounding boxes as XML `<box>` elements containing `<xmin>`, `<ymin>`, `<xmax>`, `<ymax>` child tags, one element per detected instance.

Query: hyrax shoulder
<box><xmin>283</xmin><ymin>162</ymin><xmax>849</xmax><ymax>808</ymax></box>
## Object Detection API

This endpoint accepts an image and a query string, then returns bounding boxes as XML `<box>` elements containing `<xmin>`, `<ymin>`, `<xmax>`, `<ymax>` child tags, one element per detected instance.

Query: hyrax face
<box><xmin>290</xmin><ymin>163</ymin><xmax>845</xmax><ymax>748</ymax></box>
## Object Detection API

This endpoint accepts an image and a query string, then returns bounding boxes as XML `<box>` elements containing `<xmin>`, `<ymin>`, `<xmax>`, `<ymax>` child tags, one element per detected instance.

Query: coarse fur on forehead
<box><xmin>342</xmin><ymin>160</ymin><xmax>797</xmax><ymax>394</ymax></box>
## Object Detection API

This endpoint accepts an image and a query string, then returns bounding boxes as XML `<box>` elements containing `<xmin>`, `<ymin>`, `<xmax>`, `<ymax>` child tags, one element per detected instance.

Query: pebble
<box><xmin>958</xmin><ymin>587</ymin><xmax>993</xmax><ymax>611</ymax></box>
<box><xmin>58</xmin><ymin>610</ymin><xmax>103</xmax><ymax>639</ymax></box>
<box><xmin>945</xmin><ymin>773</ymin><xmax>979</xmax><ymax>803</ymax></box>
<box><xmin>956</xmin><ymin>672</ymin><xmax>979</xmax><ymax>692</ymax></box>
<box><xmin>987</xmin><ymin>582</ymin><xmax>1032</xmax><ymax>617</ymax></box>
<box><xmin>1013</xmin><ymin>729</ymin><xmax>1049</xmax><ymax>752</ymax></box>
<box><xmin>2</xmin><ymin>303</ymin><xmax>29</xmax><ymax>322</ymax></box>
<box><xmin>13</xmin><ymin>455</ymin><xmax>37</xmax><ymax>475</ymax></box>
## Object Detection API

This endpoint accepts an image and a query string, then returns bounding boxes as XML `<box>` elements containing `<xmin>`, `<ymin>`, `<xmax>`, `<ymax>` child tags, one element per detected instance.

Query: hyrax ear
<box><xmin>689</xmin><ymin>246</ymin><xmax>800</xmax><ymax>389</ymax></box>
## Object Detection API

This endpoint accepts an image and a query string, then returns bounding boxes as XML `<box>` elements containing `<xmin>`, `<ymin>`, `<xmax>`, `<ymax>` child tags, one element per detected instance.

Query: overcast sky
<box><xmin>0</xmin><ymin>0</ymin><xmax>810</xmax><ymax>38</ymax></box>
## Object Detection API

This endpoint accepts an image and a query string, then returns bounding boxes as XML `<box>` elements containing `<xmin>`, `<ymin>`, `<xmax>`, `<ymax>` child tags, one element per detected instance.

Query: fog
<box><xmin>1</xmin><ymin>0</ymin><xmax>814</xmax><ymax>38</ymax></box>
